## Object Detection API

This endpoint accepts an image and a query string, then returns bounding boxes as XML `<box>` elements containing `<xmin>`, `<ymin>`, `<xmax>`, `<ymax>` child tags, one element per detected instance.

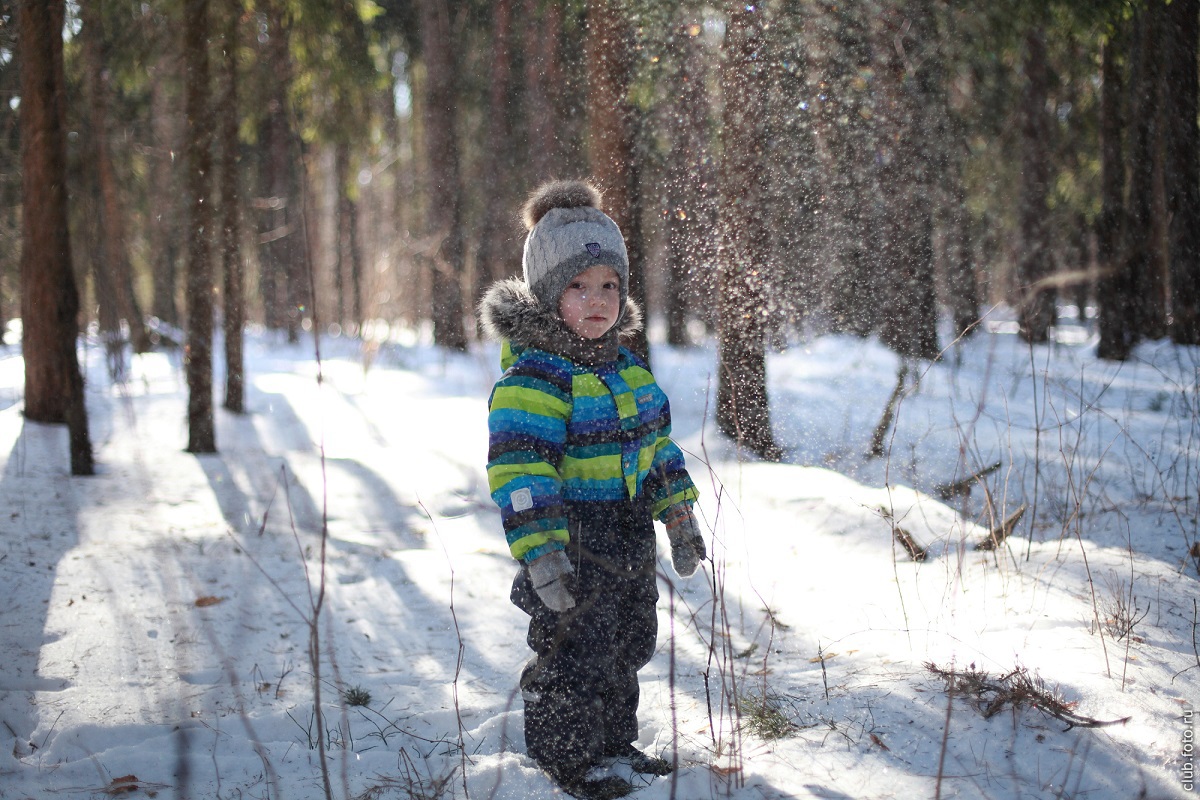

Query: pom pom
<box><xmin>522</xmin><ymin>180</ymin><xmax>602</xmax><ymax>230</ymax></box>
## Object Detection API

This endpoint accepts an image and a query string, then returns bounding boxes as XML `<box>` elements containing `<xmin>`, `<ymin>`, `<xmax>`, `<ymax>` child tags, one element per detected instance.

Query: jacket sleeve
<box><xmin>487</xmin><ymin>358</ymin><xmax>571</xmax><ymax>563</ymax></box>
<box><xmin>645</xmin><ymin>396</ymin><xmax>700</xmax><ymax>521</ymax></box>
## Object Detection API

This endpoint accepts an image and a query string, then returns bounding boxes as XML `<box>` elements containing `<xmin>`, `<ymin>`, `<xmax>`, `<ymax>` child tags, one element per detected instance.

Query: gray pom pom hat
<box><xmin>520</xmin><ymin>180</ymin><xmax>630</xmax><ymax>313</ymax></box>
<box><xmin>478</xmin><ymin>179</ymin><xmax>639</xmax><ymax>366</ymax></box>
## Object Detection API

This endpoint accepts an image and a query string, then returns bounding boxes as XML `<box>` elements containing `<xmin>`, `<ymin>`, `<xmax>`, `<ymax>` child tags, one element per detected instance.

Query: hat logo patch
<box><xmin>585</xmin><ymin>242</ymin><xmax>601</xmax><ymax>257</ymax></box>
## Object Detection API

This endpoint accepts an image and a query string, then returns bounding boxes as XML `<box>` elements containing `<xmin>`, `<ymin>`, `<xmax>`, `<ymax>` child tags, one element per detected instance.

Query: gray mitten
<box><xmin>665</xmin><ymin>506</ymin><xmax>706</xmax><ymax>577</ymax></box>
<box><xmin>527</xmin><ymin>550</ymin><xmax>576</xmax><ymax>612</ymax></box>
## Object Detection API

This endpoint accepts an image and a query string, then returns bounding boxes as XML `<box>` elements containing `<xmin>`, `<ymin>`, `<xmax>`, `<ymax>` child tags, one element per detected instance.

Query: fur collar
<box><xmin>478</xmin><ymin>278</ymin><xmax>643</xmax><ymax>366</ymax></box>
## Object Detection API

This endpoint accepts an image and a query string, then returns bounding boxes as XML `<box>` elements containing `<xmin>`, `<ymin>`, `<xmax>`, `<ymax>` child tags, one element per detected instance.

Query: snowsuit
<box><xmin>482</xmin><ymin>278</ymin><xmax>698</xmax><ymax>781</ymax></box>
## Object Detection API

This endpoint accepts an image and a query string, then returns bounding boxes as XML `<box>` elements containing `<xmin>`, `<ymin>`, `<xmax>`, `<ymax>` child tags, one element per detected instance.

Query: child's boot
<box><xmin>607</xmin><ymin>743</ymin><xmax>673</xmax><ymax>776</ymax></box>
<box><xmin>549</xmin><ymin>767</ymin><xmax>635</xmax><ymax>800</ymax></box>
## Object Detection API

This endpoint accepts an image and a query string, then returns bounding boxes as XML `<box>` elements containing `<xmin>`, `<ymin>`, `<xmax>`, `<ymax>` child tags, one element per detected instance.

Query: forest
<box><xmin>2</xmin><ymin>3</ymin><xmax>1200</xmax><ymax>799</ymax></box>
<box><xmin>1</xmin><ymin>0</ymin><xmax>1198</xmax><ymax>467</ymax></box>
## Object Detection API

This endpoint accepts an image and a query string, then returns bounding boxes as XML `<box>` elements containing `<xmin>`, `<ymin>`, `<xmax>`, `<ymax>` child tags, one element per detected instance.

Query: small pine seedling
<box><xmin>741</xmin><ymin>692</ymin><xmax>797</xmax><ymax>740</ymax></box>
<box><xmin>342</xmin><ymin>685</ymin><xmax>372</xmax><ymax>708</ymax></box>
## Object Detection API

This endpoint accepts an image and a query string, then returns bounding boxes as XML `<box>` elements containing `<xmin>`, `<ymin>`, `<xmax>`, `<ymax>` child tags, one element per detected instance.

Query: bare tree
<box><xmin>716</xmin><ymin>2</ymin><xmax>782</xmax><ymax>461</ymax></box>
<box><xmin>184</xmin><ymin>0</ymin><xmax>216</xmax><ymax>453</ymax></box>
<box><xmin>18</xmin><ymin>0</ymin><xmax>93</xmax><ymax>475</ymax></box>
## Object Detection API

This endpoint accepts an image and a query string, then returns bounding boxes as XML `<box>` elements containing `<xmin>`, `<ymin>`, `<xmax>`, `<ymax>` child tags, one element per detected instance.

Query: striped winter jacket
<box><xmin>480</xmin><ymin>278</ymin><xmax>699</xmax><ymax>564</ymax></box>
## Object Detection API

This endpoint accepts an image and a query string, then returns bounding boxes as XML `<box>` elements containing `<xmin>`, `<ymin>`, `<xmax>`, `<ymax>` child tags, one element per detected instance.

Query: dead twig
<box><xmin>878</xmin><ymin>505</ymin><xmax>927</xmax><ymax>561</ymax></box>
<box><xmin>925</xmin><ymin>662</ymin><xmax>1131</xmax><ymax>731</ymax></box>
<box><xmin>868</xmin><ymin>364</ymin><xmax>909</xmax><ymax>459</ymax></box>
<box><xmin>933</xmin><ymin>460</ymin><xmax>1002</xmax><ymax>501</ymax></box>
<box><xmin>976</xmin><ymin>504</ymin><xmax>1027</xmax><ymax>551</ymax></box>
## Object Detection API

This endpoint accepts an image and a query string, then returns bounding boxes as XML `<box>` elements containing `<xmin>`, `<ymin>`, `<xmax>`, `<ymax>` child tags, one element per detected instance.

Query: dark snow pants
<box><xmin>511</xmin><ymin>498</ymin><xmax>659</xmax><ymax>782</ymax></box>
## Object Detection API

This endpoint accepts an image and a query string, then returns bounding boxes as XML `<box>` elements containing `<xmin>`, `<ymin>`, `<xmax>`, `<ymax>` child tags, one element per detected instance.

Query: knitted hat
<box><xmin>521</xmin><ymin>180</ymin><xmax>629</xmax><ymax>312</ymax></box>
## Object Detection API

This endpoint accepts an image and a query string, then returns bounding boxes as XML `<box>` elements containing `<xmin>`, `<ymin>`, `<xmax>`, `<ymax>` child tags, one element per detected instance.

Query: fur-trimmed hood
<box><xmin>478</xmin><ymin>277</ymin><xmax>643</xmax><ymax>366</ymax></box>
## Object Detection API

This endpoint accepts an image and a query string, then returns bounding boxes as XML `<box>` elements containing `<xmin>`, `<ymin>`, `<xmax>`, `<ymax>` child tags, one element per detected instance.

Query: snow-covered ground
<box><xmin>1</xmin><ymin>309</ymin><xmax>1196</xmax><ymax>800</ymax></box>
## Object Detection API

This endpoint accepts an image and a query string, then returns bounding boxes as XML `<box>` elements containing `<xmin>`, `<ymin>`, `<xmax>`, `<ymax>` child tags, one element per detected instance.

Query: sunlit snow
<box><xmin>0</xmin><ymin>309</ymin><xmax>1195</xmax><ymax>799</ymax></box>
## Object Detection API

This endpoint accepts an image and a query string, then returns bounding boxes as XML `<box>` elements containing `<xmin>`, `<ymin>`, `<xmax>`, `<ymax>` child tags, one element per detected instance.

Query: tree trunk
<box><xmin>716</xmin><ymin>2</ymin><xmax>781</xmax><ymax>461</ymax></box>
<box><xmin>79</xmin><ymin>0</ymin><xmax>151</xmax><ymax>358</ymax></box>
<box><xmin>664</xmin><ymin>14</ymin><xmax>714</xmax><ymax>347</ymax></box>
<box><xmin>475</xmin><ymin>0</ymin><xmax>520</xmax><ymax>309</ymax></box>
<box><xmin>184</xmin><ymin>0</ymin><xmax>215</xmax><ymax>453</ymax></box>
<box><xmin>523</xmin><ymin>0</ymin><xmax>564</xmax><ymax>183</ymax></box>
<box><xmin>1124</xmin><ymin>2</ymin><xmax>1167</xmax><ymax>342</ymax></box>
<box><xmin>1096</xmin><ymin>29</ymin><xmax>1131</xmax><ymax>360</ymax></box>
<box><xmin>875</xmin><ymin>0</ymin><xmax>940</xmax><ymax>361</ymax></box>
<box><xmin>814</xmin><ymin>1</ymin><xmax>879</xmax><ymax>336</ymax></box>
<box><xmin>1017</xmin><ymin>27</ymin><xmax>1055</xmax><ymax>343</ymax></box>
<box><xmin>148</xmin><ymin>46</ymin><xmax>182</xmax><ymax>330</ymax></box>
<box><xmin>255</xmin><ymin>1</ymin><xmax>303</xmax><ymax>343</ymax></box>
<box><xmin>1166</xmin><ymin>0</ymin><xmax>1200</xmax><ymax>345</ymax></box>
<box><xmin>947</xmin><ymin>174</ymin><xmax>980</xmax><ymax>340</ymax></box>
<box><xmin>334</xmin><ymin>144</ymin><xmax>364</xmax><ymax>331</ymax></box>
<box><xmin>220</xmin><ymin>0</ymin><xmax>245</xmax><ymax>413</ymax></box>
<box><xmin>18</xmin><ymin>0</ymin><xmax>94</xmax><ymax>475</ymax></box>
<box><xmin>763</xmin><ymin>0</ymin><xmax>818</xmax><ymax>338</ymax></box>
<box><xmin>935</xmin><ymin>9</ymin><xmax>980</xmax><ymax>341</ymax></box>
<box><xmin>418</xmin><ymin>0</ymin><xmax>469</xmax><ymax>351</ymax></box>
<box><xmin>585</xmin><ymin>0</ymin><xmax>649</xmax><ymax>362</ymax></box>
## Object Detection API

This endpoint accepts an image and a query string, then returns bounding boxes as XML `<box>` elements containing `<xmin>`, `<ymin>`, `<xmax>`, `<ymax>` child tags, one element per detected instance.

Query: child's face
<box><xmin>558</xmin><ymin>265</ymin><xmax>621</xmax><ymax>339</ymax></box>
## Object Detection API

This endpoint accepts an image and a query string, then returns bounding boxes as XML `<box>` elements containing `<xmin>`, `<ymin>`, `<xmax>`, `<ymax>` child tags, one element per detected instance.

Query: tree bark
<box><xmin>934</xmin><ymin>8</ymin><xmax>979</xmax><ymax>341</ymax></box>
<box><xmin>763</xmin><ymin>0</ymin><xmax>819</xmax><ymax>338</ymax></box>
<box><xmin>334</xmin><ymin>140</ymin><xmax>365</xmax><ymax>330</ymax></box>
<box><xmin>1165</xmin><ymin>0</ymin><xmax>1200</xmax><ymax>345</ymax></box>
<box><xmin>585</xmin><ymin>0</ymin><xmax>650</xmax><ymax>362</ymax></box>
<box><xmin>255</xmin><ymin>0</ymin><xmax>304</xmax><ymax>343</ymax></box>
<box><xmin>716</xmin><ymin>2</ymin><xmax>781</xmax><ymax>461</ymax></box>
<box><xmin>220</xmin><ymin>0</ymin><xmax>245</xmax><ymax>413</ymax></box>
<box><xmin>184</xmin><ymin>0</ymin><xmax>215</xmax><ymax>453</ymax></box>
<box><xmin>79</xmin><ymin>0</ymin><xmax>151</xmax><ymax>358</ymax></box>
<box><xmin>1096</xmin><ymin>29</ymin><xmax>1131</xmax><ymax>360</ymax></box>
<box><xmin>1123</xmin><ymin>2</ymin><xmax>1167</xmax><ymax>342</ymax></box>
<box><xmin>1017</xmin><ymin>27</ymin><xmax>1055</xmax><ymax>343</ymax></box>
<box><xmin>18</xmin><ymin>0</ymin><xmax>94</xmax><ymax>475</ymax></box>
<box><xmin>523</xmin><ymin>0</ymin><xmax>564</xmax><ymax>183</ymax></box>
<box><xmin>148</xmin><ymin>42</ymin><xmax>182</xmax><ymax>330</ymax></box>
<box><xmin>418</xmin><ymin>0</ymin><xmax>469</xmax><ymax>351</ymax></box>
<box><xmin>875</xmin><ymin>0</ymin><xmax>940</xmax><ymax>361</ymax></box>
<box><xmin>664</xmin><ymin>15</ymin><xmax>715</xmax><ymax>347</ymax></box>
<box><xmin>814</xmin><ymin>1</ymin><xmax>879</xmax><ymax>336</ymax></box>
<box><xmin>475</xmin><ymin>0</ymin><xmax>520</xmax><ymax>307</ymax></box>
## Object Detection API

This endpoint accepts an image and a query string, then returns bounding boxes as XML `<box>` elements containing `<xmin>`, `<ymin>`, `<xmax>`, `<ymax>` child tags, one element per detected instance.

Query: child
<box><xmin>480</xmin><ymin>180</ymin><xmax>706</xmax><ymax>800</ymax></box>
